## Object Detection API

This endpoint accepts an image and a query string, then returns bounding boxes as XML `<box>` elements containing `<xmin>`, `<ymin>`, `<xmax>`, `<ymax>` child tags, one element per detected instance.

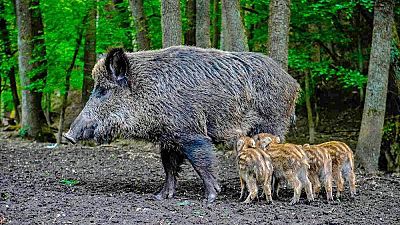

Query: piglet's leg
<box><xmin>155</xmin><ymin>145</ymin><xmax>184</xmax><ymax>200</ymax></box>
<box><xmin>181</xmin><ymin>134</ymin><xmax>221</xmax><ymax>203</ymax></box>
<box><xmin>239</xmin><ymin>177</ymin><xmax>246</xmax><ymax>201</ymax></box>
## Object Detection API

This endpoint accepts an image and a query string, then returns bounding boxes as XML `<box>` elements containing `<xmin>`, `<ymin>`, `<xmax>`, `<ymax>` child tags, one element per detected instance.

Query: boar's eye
<box><xmin>93</xmin><ymin>86</ymin><xmax>108</xmax><ymax>99</ymax></box>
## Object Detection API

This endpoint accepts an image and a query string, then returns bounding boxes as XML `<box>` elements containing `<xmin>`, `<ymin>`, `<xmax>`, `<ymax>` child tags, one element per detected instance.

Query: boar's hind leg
<box><xmin>155</xmin><ymin>146</ymin><xmax>185</xmax><ymax>200</ymax></box>
<box><xmin>181</xmin><ymin>134</ymin><xmax>221</xmax><ymax>203</ymax></box>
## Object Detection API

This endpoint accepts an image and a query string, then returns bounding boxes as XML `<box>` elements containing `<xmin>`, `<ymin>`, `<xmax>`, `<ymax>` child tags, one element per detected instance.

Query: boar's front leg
<box><xmin>155</xmin><ymin>144</ymin><xmax>185</xmax><ymax>200</ymax></box>
<box><xmin>180</xmin><ymin>134</ymin><xmax>221</xmax><ymax>203</ymax></box>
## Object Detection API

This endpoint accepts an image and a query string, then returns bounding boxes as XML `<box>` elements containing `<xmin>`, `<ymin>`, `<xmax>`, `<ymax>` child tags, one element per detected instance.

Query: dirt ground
<box><xmin>1</xmin><ymin>133</ymin><xmax>399</xmax><ymax>225</ymax></box>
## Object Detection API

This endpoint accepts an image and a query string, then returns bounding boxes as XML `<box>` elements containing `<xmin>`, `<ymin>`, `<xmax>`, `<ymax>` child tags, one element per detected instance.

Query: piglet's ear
<box><xmin>105</xmin><ymin>48</ymin><xmax>129</xmax><ymax>86</ymax></box>
<box><xmin>236</xmin><ymin>139</ymin><xmax>245</xmax><ymax>152</ymax></box>
<box><xmin>250</xmin><ymin>139</ymin><xmax>256</xmax><ymax>148</ymax></box>
<box><xmin>260</xmin><ymin>137</ymin><xmax>272</xmax><ymax>150</ymax></box>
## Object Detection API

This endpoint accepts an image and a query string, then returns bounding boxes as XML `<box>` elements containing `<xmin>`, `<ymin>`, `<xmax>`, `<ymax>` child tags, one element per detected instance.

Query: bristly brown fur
<box><xmin>315</xmin><ymin>141</ymin><xmax>356</xmax><ymax>199</ymax></box>
<box><xmin>236</xmin><ymin>136</ymin><xmax>273</xmax><ymax>204</ymax></box>
<box><xmin>303</xmin><ymin>144</ymin><xmax>334</xmax><ymax>201</ymax></box>
<box><xmin>254</xmin><ymin>133</ymin><xmax>314</xmax><ymax>204</ymax></box>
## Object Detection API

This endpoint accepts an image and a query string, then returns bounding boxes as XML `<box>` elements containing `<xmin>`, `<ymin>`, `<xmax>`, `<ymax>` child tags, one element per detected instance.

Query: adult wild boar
<box><xmin>64</xmin><ymin>46</ymin><xmax>300</xmax><ymax>202</ymax></box>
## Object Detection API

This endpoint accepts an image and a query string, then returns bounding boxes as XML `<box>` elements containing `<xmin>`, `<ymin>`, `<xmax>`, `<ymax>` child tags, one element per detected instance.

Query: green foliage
<box><xmin>41</xmin><ymin>0</ymin><xmax>88</xmax><ymax>94</ymax></box>
<box><xmin>316</xmin><ymin>66</ymin><xmax>367</xmax><ymax>90</ymax></box>
<box><xmin>97</xmin><ymin>0</ymin><xmax>133</xmax><ymax>52</ymax></box>
<box><xmin>18</xmin><ymin>126</ymin><xmax>29</xmax><ymax>137</ymax></box>
<box><xmin>144</xmin><ymin>0</ymin><xmax>162</xmax><ymax>49</ymax></box>
<box><xmin>59</xmin><ymin>179</ymin><xmax>80</xmax><ymax>186</ymax></box>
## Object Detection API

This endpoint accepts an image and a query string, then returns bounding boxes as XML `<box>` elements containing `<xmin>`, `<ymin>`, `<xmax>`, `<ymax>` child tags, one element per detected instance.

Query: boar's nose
<box><xmin>63</xmin><ymin>114</ymin><xmax>97</xmax><ymax>144</ymax></box>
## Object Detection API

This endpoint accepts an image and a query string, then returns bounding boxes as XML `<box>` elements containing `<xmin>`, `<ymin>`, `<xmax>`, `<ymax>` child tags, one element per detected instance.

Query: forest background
<box><xmin>0</xmin><ymin>0</ymin><xmax>399</xmax><ymax>173</ymax></box>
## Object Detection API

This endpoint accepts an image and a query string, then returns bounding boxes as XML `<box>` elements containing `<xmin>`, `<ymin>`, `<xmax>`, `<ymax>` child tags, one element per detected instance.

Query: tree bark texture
<box><xmin>129</xmin><ymin>0</ymin><xmax>151</xmax><ymax>50</ymax></box>
<box><xmin>184</xmin><ymin>0</ymin><xmax>196</xmax><ymax>46</ymax></box>
<box><xmin>196</xmin><ymin>0</ymin><xmax>210</xmax><ymax>48</ymax></box>
<box><xmin>16</xmin><ymin>0</ymin><xmax>48</xmax><ymax>139</ymax></box>
<box><xmin>161</xmin><ymin>0</ymin><xmax>182</xmax><ymax>48</ymax></box>
<box><xmin>267</xmin><ymin>0</ymin><xmax>291</xmax><ymax>71</ymax></box>
<box><xmin>211</xmin><ymin>0</ymin><xmax>220</xmax><ymax>49</ymax></box>
<box><xmin>220</xmin><ymin>0</ymin><xmax>248</xmax><ymax>52</ymax></box>
<box><xmin>356</xmin><ymin>0</ymin><xmax>394</xmax><ymax>173</ymax></box>
<box><xmin>82</xmin><ymin>1</ymin><xmax>96</xmax><ymax>105</ymax></box>
<box><xmin>0</xmin><ymin>0</ymin><xmax>20</xmax><ymax>123</ymax></box>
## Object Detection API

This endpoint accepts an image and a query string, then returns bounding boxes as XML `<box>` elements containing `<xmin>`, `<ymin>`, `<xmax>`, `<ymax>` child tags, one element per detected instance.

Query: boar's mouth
<box><xmin>63</xmin><ymin>128</ymin><xmax>96</xmax><ymax>144</ymax></box>
<box><xmin>63</xmin><ymin>133</ymin><xmax>77</xmax><ymax>144</ymax></box>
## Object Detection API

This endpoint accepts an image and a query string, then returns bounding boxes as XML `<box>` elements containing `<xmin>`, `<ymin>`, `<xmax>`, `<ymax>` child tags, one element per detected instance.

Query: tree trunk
<box><xmin>9</xmin><ymin>67</ymin><xmax>20</xmax><ymax>123</ymax></box>
<box><xmin>356</xmin><ymin>0</ymin><xmax>394</xmax><ymax>173</ymax></box>
<box><xmin>0</xmin><ymin>0</ymin><xmax>20</xmax><ymax>123</ymax></box>
<box><xmin>58</xmin><ymin>17</ymin><xmax>86</xmax><ymax>144</ymax></box>
<box><xmin>305</xmin><ymin>72</ymin><xmax>315</xmax><ymax>144</ymax></box>
<box><xmin>16</xmin><ymin>0</ymin><xmax>48</xmax><ymax>139</ymax></box>
<box><xmin>161</xmin><ymin>0</ymin><xmax>182</xmax><ymax>48</ymax></box>
<box><xmin>211</xmin><ymin>0</ymin><xmax>220</xmax><ymax>49</ymax></box>
<box><xmin>196</xmin><ymin>0</ymin><xmax>210</xmax><ymax>48</ymax></box>
<box><xmin>129</xmin><ymin>0</ymin><xmax>151</xmax><ymax>50</ymax></box>
<box><xmin>44</xmin><ymin>92</ymin><xmax>51</xmax><ymax>126</ymax></box>
<box><xmin>267</xmin><ymin>0</ymin><xmax>291</xmax><ymax>71</ymax></box>
<box><xmin>220</xmin><ymin>0</ymin><xmax>248</xmax><ymax>51</ymax></box>
<box><xmin>82</xmin><ymin>1</ymin><xmax>97</xmax><ymax>105</ymax></box>
<box><xmin>185</xmin><ymin>0</ymin><xmax>196</xmax><ymax>46</ymax></box>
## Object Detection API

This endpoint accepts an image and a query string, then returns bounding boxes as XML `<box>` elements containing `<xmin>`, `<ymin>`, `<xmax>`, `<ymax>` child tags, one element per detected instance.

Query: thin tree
<box><xmin>211</xmin><ymin>0</ymin><xmax>220</xmax><ymax>48</ymax></box>
<box><xmin>185</xmin><ymin>0</ymin><xmax>196</xmax><ymax>46</ymax></box>
<box><xmin>356</xmin><ymin>0</ymin><xmax>394</xmax><ymax>173</ymax></box>
<box><xmin>15</xmin><ymin>0</ymin><xmax>48</xmax><ymax>139</ymax></box>
<box><xmin>0</xmin><ymin>0</ymin><xmax>20</xmax><ymax>123</ymax></box>
<box><xmin>267</xmin><ymin>0</ymin><xmax>291</xmax><ymax>71</ymax></box>
<box><xmin>58</xmin><ymin>16</ymin><xmax>86</xmax><ymax>144</ymax></box>
<box><xmin>161</xmin><ymin>0</ymin><xmax>182</xmax><ymax>48</ymax></box>
<box><xmin>196</xmin><ymin>0</ymin><xmax>210</xmax><ymax>48</ymax></box>
<box><xmin>82</xmin><ymin>1</ymin><xmax>96</xmax><ymax>105</ymax></box>
<box><xmin>304</xmin><ymin>72</ymin><xmax>315</xmax><ymax>144</ymax></box>
<box><xmin>129</xmin><ymin>0</ymin><xmax>151</xmax><ymax>50</ymax></box>
<box><xmin>220</xmin><ymin>0</ymin><xmax>248</xmax><ymax>51</ymax></box>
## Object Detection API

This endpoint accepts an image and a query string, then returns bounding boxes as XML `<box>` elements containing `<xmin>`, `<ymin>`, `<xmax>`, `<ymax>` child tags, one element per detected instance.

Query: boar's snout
<box><xmin>63</xmin><ymin>114</ymin><xmax>98</xmax><ymax>144</ymax></box>
<box><xmin>63</xmin><ymin>132</ymin><xmax>77</xmax><ymax>144</ymax></box>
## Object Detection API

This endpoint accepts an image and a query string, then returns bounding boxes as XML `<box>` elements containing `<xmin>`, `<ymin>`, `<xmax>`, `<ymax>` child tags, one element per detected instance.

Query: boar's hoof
<box><xmin>154</xmin><ymin>191</ymin><xmax>174</xmax><ymax>201</ymax></box>
<box><xmin>289</xmin><ymin>198</ymin><xmax>299</xmax><ymax>205</ymax></box>
<box><xmin>154</xmin><ymin>187</ymin><xmax>175</xmax><ymax>200</ymax></box>
<box><xmin>207</xmin><ymin>192</ymin><xmax>217</xmax><ymax>203</ymax></box>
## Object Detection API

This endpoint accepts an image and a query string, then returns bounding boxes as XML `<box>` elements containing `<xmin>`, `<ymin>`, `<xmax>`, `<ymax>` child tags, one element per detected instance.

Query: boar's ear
<box><xmin>105</xmin><ymin>48</ymin><xmax>129</xmax><ymax>86</ymax></box>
